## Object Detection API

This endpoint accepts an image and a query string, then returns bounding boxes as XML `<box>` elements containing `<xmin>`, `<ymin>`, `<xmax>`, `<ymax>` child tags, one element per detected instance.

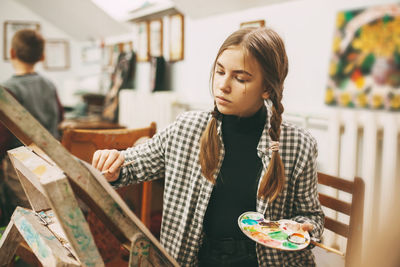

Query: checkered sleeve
<box><xmin>291</xmin><ymin>136</ymin><xmax>324</xmax><ymax>241</ymax></box>
<box><xmin>114</xmin><ymin>123</ymin><xmax>171</xmax><ymax>187</ymax></box>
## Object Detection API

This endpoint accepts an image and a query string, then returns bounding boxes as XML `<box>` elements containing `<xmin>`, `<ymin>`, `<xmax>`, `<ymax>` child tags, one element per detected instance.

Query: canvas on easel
<box><xmin>1</xmin><ymin>145</ymin><xmax>101</xmax><ymax>266</ymax></box>
<box><xmin>0</xmin><ymin>86</ymin><xmax>179</xmax><ymax>266</ymax></box>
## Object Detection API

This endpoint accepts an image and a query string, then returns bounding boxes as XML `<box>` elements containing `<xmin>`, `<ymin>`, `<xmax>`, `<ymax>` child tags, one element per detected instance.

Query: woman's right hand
<box><xmin>92</xmin><ymin>149</ymin><xmax>125</xmax><ymax>182</ymax></box>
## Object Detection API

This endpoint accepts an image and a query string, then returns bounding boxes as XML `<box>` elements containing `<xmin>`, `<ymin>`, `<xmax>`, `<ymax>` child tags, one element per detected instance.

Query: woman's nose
<box><xmin>217</xmin><ymin>76</ymin><xmax>231</xmax><ymax>93</ymax></box>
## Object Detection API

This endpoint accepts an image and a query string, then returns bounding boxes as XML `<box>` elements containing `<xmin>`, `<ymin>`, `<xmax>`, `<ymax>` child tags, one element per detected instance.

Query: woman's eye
<box><xmin>236</xmin><ymin>77</ymin><xmax>246</xmax><ymax>83</ymax></box>
<box><xmin>216</xmin><ymin>70</ymin><xmax>224</xmax><ymax>75</ymax></box>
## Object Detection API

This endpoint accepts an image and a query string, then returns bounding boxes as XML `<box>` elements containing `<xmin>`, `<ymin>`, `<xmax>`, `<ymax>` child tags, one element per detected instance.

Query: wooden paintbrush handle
<box><xmin>310</xmin><ymin>240</ymin><xmax>344</xmax><ymax>256</ymax></box>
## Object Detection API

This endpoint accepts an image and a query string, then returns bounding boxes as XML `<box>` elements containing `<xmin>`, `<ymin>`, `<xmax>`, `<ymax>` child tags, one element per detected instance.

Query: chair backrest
<box><xmin>317</xmin><ymin>172</ymin><xmax>365</xmax><ymax>267</ymax></box>
<box><xmin>61</xmin><ymin>122</ymin><xmax>157</xmax><ymax>163</ymax></box>
<box><xmin>59</xmin><ymin>121</ymin><xmax>159</xmax><ymax>261</ymax></box>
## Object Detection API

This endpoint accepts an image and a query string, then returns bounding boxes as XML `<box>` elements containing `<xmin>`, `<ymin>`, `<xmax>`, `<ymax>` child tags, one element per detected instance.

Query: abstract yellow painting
<box><xmin>325</xmin><ymin>4</ymin><xmax>400</xmax><ymax>111</ymax></box>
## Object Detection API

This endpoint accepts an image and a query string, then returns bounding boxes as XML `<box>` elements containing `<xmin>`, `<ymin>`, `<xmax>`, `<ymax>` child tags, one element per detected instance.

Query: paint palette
<box><xmin>238</xmin><ymin>211</ymin><xmax>310</xmax><ymax>251</ymax></box>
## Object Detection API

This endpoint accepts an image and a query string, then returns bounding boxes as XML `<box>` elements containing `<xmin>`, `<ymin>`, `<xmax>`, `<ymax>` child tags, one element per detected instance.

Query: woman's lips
<box><xmin>216</xmin><ymin>96</ymin><xmax>231</xmax><ymax>104</ymax></box>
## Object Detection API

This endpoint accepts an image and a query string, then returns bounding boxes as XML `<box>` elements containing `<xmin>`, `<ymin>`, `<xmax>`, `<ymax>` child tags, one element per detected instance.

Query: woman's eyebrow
<box><xmin>216</xmin><ymin>62</ymin><xmax>252</xmax><ymax>76</ymax></box>
<box><xmin>216</xmin><ymin>62</ymin><xmax>225</xmax><ymax>69</ymax></box>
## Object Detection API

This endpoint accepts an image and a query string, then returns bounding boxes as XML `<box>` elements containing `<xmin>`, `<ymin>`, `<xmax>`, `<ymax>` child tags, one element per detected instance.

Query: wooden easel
<box><xmin>0</xmin><ymin>86</ymin><xmax>179</xmax><ymax>266</ymax></box>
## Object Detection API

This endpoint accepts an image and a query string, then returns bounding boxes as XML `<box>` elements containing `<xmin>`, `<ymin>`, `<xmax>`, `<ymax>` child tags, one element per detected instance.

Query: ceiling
<box><xmin>16</xmin><ymin>0</ymin><xmax>132</xmax><ymax>41</ymax></box>
<box><xmin>173</xmin><ymin>0</ymin><xmax>297</xmax><ymax>19</ymax></box>
<box><xmin>15</xmin><ymin>0</ymin><xmax>295</xmax><ymax>41</ymax></box>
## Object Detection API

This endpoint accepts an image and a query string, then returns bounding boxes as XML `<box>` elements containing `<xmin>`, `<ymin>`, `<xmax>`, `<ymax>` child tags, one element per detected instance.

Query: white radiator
<box><xmin>119</xmin><ymin>90</ymin><xmax>178</xmax><ymax>131</ymax></box>
<box><xmin>326</xmin><ymin>110</ymin><xmax>400</xmax><ymax>242</ymax></box>
<box><xmin>286</xmin><ymin>109</ymin><xmax>400</xmax><ymax>254</ymax></box>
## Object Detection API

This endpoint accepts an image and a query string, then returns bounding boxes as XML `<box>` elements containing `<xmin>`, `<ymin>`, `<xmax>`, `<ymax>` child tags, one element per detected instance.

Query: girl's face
<box><xmin>213</xmin><ymin>46</ymin><xmax>269</xmax><ymax>117</ymax></box>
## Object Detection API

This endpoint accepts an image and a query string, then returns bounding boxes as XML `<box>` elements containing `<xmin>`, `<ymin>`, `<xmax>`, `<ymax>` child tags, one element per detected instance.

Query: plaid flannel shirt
<box><xmin>117</xmin><ymin>109</ymin><xmax>324</xmax><ymax>266</ymax></box>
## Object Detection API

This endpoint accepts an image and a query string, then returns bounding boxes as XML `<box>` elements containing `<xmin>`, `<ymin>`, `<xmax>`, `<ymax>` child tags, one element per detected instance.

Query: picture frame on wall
<box><xmin>149</xmin><ymin>19</ymin><xmax>163</xmax><ymax>57</ymax></box>
<box><xmin>169</xmin><ymin>13</ymin><xmax>184</xmax><ymax>62</ymax></box>
<box><xmin>82</xmin><ymin>45</ymin><xmax>102</xmax><ymax>65</ymax></box>
<box><xmin>103</xmin><ymin>45</ymin><xmax>115</xmax><ymax>66</ymax></box>
<box><xmin>137</xmin><ymin>21</ymin><xmax>149</xmax><ymax>62</ymax></box>
<box><xmin>43</xmin><ymin>39</ymin><xmax>70</xmax><ymax>70</ymax></box>
<box><xmin>240</xmin><ymin>20</ymin><xmax>265</xmax><ymax>28</ymax></box>
<box><xmin>3</xmin><ymin>20</ymin><xmax>41</xmax><ymax>61</ymax></box>
<box><xmin>324</xmin><ymin>3</ymin><xmax>400</xmax><ymax>111</ymax></box>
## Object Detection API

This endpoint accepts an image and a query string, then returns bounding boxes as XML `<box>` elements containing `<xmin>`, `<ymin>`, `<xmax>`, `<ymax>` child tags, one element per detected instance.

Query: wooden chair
<box><xmin>61</xmin><ymin>122</ymin><xmax>157</xmax><ymax>228</ymax></box>
<box><xmin>316</xmin><ymin>172</ymin><xmax>365</xmax><ymax>267</ymax></box>
<box><xmin>61</xmin><ymin>123</ymin><xmax>156</xmax><ymax>162</ymax></box>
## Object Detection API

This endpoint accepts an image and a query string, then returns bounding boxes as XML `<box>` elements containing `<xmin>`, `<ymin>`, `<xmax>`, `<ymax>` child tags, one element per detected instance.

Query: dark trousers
<box><xmin>198</xmin><ymin>237</ymin><xmax>258</xmax><ymax>267</ymax></box>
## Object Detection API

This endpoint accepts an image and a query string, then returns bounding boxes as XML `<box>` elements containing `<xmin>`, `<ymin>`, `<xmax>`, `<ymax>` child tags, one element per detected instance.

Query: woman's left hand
<box><xmin>301</xmin><ymin>223</ymin><xmax>314</xmax><ymax>232</ymax></box>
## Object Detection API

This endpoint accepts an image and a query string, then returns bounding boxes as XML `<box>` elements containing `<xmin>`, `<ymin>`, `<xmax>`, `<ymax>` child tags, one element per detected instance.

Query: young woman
<box><xmin>92</xmin><ymin>26</ymin><xmax>324</xmax><ymax>266</ymax></box>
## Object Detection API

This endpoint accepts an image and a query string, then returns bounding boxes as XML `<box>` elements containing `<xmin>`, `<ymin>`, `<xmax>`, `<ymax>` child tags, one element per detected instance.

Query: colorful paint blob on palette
<box><xmin>238</xmin><ymin>211</ymin><xmax>310</xmax><ymax>251</ymax></box>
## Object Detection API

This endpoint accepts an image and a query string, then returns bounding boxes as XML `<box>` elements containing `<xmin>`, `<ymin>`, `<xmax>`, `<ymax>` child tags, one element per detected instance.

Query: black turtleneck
<box><xmin>203</xmin><ymin>107</ymin><xmax>267</xmax><ymax>239</ymax></box>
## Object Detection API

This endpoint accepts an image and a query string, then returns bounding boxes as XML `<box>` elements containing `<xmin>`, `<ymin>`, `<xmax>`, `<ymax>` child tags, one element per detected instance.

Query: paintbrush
<box><xmin>101</xmin><ymin>160</ymin><xmax>135</xmax><ymax>174</ymax></box>
<box><xmin>310</xmin><ymin>240</ymin><xmax>344</xmax><ymax>256</ymax></box>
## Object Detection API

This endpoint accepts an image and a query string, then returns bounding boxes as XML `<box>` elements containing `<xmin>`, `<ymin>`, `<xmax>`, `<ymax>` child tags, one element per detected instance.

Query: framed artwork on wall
<box><xmin>325</xmin><ymin>3</ymin><xmax>400</xmax><ymax>111</ymax></box>
<box><xmin>169</xmin><ymin>13</ymin><xmax>184</xmax><ymax>61</ymax></box>
<box><xmin>3</xmin><ymin>20</ymin><xmax>41</xmax><ymax>61</ymax></box>
<box><xmin>137</xmin><ymin>21</ymin><xmax>149</xmax><ymax>62</ymax></box>
<box><xmin>82</xmin><ymin>45</ymin><xmax>102</xmax><ymax>65</ymax></box>
<box><xmin>43</xmin><ymin>39</ymin><xmax>70</xmax><ymax>71</ymax></box>
<box><xmin>149</xmin><ymin>19</ymin><xmax>163</xmax><ymax>57</ymax></box>
<box><xmin>240</xmin><ymin>20</ymin><xmax>265</xmax><ymax>28</ymax></box>
<box><xmin>103</xmin><ymin>45</ymin><xmax>114</xmax><ymax>66</ymax></box>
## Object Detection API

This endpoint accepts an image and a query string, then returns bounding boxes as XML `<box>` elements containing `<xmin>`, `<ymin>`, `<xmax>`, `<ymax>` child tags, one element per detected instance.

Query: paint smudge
<box><xmin>259</xmin><ymin>221</ymin><xmax>280</xmax><ymax>228</ymax></box>
<box><xmin>17</xmin><ymin>218</ymin><xmax>52</xmax><ymax>259</ymax></box>
<box><xmin>13</xmin><ymin>151</ymin><xmax>32</xmax><ymax>161</ymax></box>
<box><xmin>282</xmin><ymin>241</ymin><xmax>298</xmax><ymax>249</ymax></box>
<box><xmin>268</xmin><ymin>231</ymin><xmax>288</xmax><ymax>241</ymax></box>
<box><xmin>244</xmin><ymin>226</ymin><xmax>257</xmax><ymax>232</ymax></box>
<box><xmin>243</xmin><ymin>213</ymin><xmax>263</xmax><ymax>220</ymax></box>
<box><xmin>242</xmin><ymin>219</ymin><xmax>258</xmax><ymax>225</ymax></box>
<box><xmin>63</xmin><ymin>208</ymin><xmax>96</xmax><ymax>253</ymax></box>
<box><xmin>263</xmin><ymin>239</ymin><xmax>281</xmax><ymax>247</ymax></box>
<box><xmin>131</xmin><ymin>237</ymin><xmax>151</xmax><ymax>266</ymax></box>
<box><xmin>33</xmin><ymin>165</ymin><xmax>47</xmax><ymax>176</ymax></box>
<box><xmin>250</xmin><ymin>232</ymin><xmax>270</xmax><ymax>243</ymax></box>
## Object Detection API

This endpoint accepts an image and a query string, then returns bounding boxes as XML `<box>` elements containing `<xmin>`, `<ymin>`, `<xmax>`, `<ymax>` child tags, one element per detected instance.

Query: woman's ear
<box><xmin>262</xmin><ymin>91</ymin><xmax>270</xmax><ymax>100</ymax></box>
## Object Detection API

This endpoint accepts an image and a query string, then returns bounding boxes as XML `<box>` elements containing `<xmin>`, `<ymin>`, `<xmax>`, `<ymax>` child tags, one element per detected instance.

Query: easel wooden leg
<box><xmin>129</xmin><ymin>233</ymin><xmax>151</xmax><ymax>267</ymax></box>
<box><xmin>129</xmin><ymin>233</ymin><xmax>171</xmax><ymax>267</ymax></box>
<box><xmin>0</xmin><ymin>220</ymin><xmax>23</xmax><ymax>266</ymax></box>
